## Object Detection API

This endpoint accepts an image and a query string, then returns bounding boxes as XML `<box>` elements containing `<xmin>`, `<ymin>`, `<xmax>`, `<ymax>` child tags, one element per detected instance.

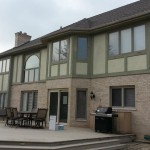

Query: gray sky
<box><xmin>0</xmin><ymin>0</ymin><xmax>138</xmax><ymax>52</ymax></box>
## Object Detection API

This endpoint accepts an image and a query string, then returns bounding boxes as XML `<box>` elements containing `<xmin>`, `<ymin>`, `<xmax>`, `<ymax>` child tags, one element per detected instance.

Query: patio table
<box><xmin>18</xmin><ymin>111</ymin><xmax>37</xmax><ymax>127</ymax></box>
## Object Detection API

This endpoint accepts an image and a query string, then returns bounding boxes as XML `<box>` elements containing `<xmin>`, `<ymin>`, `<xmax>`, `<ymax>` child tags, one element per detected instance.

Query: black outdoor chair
<box><xmin>33</xmin><ymin>108</ymin><xmax>48</xmax><ymax>128</ymax></box>
<box><xmin>0</xmin><ymin>108</ymin><xmax>6</xmax><ymax>121</ymax></box>
<box><xmin>11</xmin><ymin>108</ymin><xmax>24</xmax><ymax>126</ymax></box>
<box><xmin>5</xmin><ymin>107</ymin><xmax>13</xmax><ymax>126</ymax></box>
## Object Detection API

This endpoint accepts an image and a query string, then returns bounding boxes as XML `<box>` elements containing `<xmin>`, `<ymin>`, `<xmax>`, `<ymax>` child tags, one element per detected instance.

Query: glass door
<box><xmin>59</xmin><ymin>92</ymin><xmax>68</xmax><ymax>123</ymax></box>
<box><xmin>49</xmin><ymin>90</ymin><xmax>68</xmax><ymax>123</ymax></box>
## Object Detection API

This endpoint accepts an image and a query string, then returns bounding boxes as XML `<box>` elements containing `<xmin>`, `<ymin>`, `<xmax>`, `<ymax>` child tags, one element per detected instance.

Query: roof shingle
<box><xmin>1</xmin><ymin>0</ymin><xmax>150</xmax><ymax>57</ymax></box>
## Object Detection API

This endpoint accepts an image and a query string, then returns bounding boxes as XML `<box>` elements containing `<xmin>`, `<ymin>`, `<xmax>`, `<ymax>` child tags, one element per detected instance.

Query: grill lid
<box><xmin>95</xmin><ymin>107</ymin><xmax>112</xmax><ymax>114</ymax></box>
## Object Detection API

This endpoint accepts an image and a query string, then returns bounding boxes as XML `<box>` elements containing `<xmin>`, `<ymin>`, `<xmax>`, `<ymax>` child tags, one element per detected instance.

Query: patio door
<box><xmin>49</xmin><ymin>90</ymin><xmax>68</xmax><ymax>123</ymax></box>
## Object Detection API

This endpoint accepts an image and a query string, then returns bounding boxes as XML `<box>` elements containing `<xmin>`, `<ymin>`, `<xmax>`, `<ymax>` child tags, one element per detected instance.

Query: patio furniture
<box><xmin>28</xmin><ymin>109</ymin><xmax>38</xmax><ymax>126</ymax></box>
<box><xmin>33</xmin><ymin>108</ymin><xmax>48</xmax><ymax>128</ymax></box>
<box><xmin>0</xmin><ymin>108</ymin><xmax>6</xmax><ymax>121</ymax></box>
<box><xmin>18</xmin><ymin>111</ymin><xmax>37</xmax><ymax>127</ymax></box>
<box><xmin>5</xmin><ymin>107</ymin><xmax>13</xmax><ymax>126</ymax></box>
<box><xmin>11</xmin><ymin>108</ymin><xmax>25</xmax><ymax>126</ymax></box>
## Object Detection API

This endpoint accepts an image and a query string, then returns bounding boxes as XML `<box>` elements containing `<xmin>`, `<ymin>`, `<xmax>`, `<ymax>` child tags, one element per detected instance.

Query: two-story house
<box><xmin>0</xmin><ymin>0</ymin><xmax>150</xmax><ymax>139</ymax></box>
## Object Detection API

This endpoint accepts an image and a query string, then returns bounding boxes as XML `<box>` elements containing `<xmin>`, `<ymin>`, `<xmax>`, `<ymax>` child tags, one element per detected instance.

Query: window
<box><xmin>24</xmin><ymin>55</ymin><xmax>39</xmax><ymax>82</ymax></box>
<box><xmin>77</xmin><ymin>37</ymin><xmax>88</xmax><ymax>60</ymax></box>
<box><xmin>134</xmin><ymin>25</ymin><xmax>145</xmax><ymax>51</ymax></box>
<box><xmin>21</xmin><ymin>91</ymin><xmax>38</xmax><ymax>111</ymax></box>
<box><xmin>109</xmin><ymin>25</ymin><xmax>145</xmax><ymax>56</ymax></box>
<box><xmin>121</xmin><ymin>28</ymin><xmax>132</xmax><ymax>53</ymax></box>
<box><xmin>52</xmin><ymin>39</ymin><xmax>68</xmax><ymax>63</ymax></box>
<box><xmin>111</xmin><ymin>86</ymin><xmax>135</xmax><ymax>107</ymax></box>
<box><xmin>109</xmin><ymin>32</ymin><xmax>119</xmax><ymax>56</ymax></box>
<box><xmin>0</xmin><ymin>93</ymin><xmax>7</xmax><ymax>109</ymax></box>
<box><xmin>60</xmin><ymin>40</ymin><xmax>68</xmax><ymax>61</ymax></box>
<box><xmin>0</xmin><ymin>59</ymin><xmax>10</xmax><ymax>73</ymax></box>
<box><xmin>76</xmin><ymin>89</ymin><xmax>87</xmax><ymax>119</ymax></box>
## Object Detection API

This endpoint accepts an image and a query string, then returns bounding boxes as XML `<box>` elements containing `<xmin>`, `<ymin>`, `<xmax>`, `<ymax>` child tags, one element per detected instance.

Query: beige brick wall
<box><xmin>46</xmin><ymin>78</ymin><xmax>91</xmax><ymax>127</ymax></box>
<box><xmin>10</xmin><ymin>75</ymin><xmax>150</xmax><ymax>139</ymax></box>
<box><xmin>91</xmin><ymin>74</ymin><xmax>150</xmax><ymax>139</ymax></box>
<box><xmin>69</xmin><ymin>78</ymin><xmax>91</xmax><ymax>127</ymax></box>
<box><xmin>11</xmin><ymin>82</ymin><xmax>47</xmax><ymax>110</ymax></box>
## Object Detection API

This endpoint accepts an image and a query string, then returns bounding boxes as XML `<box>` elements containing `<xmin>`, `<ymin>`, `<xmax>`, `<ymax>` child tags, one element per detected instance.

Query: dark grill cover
<box><xmin>95</xmin><ymin>107</ymin><xmax>112</xmax><ymax>114</ymax></box>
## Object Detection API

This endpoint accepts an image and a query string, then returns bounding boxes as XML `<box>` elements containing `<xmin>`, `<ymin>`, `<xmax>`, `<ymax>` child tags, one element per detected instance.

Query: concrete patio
<box><xmin>0</xmin><ymin>121</ymin><xmax>137</xmax><ymax>149</ymax></box>
<box><xmin>0</xmin><ymin>121</ymin><xmax>118</xmax><ymax>143</ymax></box>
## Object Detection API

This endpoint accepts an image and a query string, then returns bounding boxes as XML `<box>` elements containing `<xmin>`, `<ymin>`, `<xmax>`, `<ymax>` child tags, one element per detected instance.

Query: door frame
<box><xmin>48</xmin><ymin>89</ymin><xmax>68</xmax><ymax>125</ymax></box>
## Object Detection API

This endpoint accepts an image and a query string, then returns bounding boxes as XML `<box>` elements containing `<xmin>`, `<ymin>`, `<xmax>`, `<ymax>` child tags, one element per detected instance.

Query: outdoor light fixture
<box><xmin>90</xmin><ymin>91</ymin><xmax>95</xmax><ymax>100</ymax></box>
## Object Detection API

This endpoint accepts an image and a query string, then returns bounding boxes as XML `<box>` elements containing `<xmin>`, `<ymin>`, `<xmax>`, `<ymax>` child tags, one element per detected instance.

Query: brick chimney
<box><xmin>15</xmin><ymin>31</ymin><xmax>31</xmax><ymax>47</ymax></box>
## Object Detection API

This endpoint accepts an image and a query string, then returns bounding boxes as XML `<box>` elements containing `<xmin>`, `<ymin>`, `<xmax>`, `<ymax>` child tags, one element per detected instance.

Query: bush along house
<box><xmin>0</xmin><ymin>0</ymin><xmax>150</xmax><ymax>139</ymax></box>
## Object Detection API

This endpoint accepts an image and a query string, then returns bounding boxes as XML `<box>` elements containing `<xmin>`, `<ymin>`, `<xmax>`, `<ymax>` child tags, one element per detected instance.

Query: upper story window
<box><xmin>0</xmin><ymin>59</ymin><xmax>10</xmax><ymax>73</ymax></box>
<box><xmin>24</xmin><ymin>55</ymin><xmax>39</xmax><ymax>82</ymax></box>
<box><xmin>52</xmin><ymin>39</ymin><xmax>68</xmax><ymax>63</ymax></box>
<box><xmin>109</xmin><ymin>25</ymin><xmax>145</xmax><ymax>56</ymax></box>
<box><xmin>77</xmin><ymin>37</ymin><xmax>88</xmax><ymax>60</ymax></box>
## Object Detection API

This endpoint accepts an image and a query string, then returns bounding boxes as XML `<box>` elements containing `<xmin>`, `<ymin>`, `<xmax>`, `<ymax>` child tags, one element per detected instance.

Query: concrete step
<box><xmin>0</xmin><ymin>139</ymin><xmax>120</xmax><ymax>150</ymax></box>
<box><xmin>0</xmin><ymin>134</ymin><xmax>135</xmax><ymax>147</ymax></box>
<box><xmin>87</xmin><ymin>144</ymin><xmax>127</xmax><ymax>150</ymax></box>
<box><xmin>0</xmin><ymin>134</ymin><xmax>135</xmax><ymax>150</ymax></box>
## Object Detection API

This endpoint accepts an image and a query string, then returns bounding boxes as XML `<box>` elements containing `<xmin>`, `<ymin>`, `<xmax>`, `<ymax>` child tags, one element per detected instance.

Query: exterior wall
<box><xmin>69</xmin><ymin>79</ymin><xmax>91</xmax><ymax>127</ymax></box>
<box><xmin>127</xmin><ymin>55</ymin><xmax>147</xmax><ymax>71</ymax></box>
<box><xmin>91</xmin><ymin>74</ymin><xmax>150</xmax><ymax>139</ymax></box>
<box><xmin>46</xmin><ymin>79</ymin><xmax>71</xmax><ymax>117</ymax></box>
<box><xmin>3</xmin><ymin>74</ymin><xmax>9</xmax><ymax>91</ymax></box>
<box><xmin>93</xmin><ymin>34</ymin><xmax>106</xmax><ymax>75</ymax></box>
<box><xmin>51</xmin><ymin>65</ymin><xmax>58</xmax><ymax>77</ymax></box>
<box><xmin>10</xmin><ymin>78</ymin><xmax>91</xmax><ymax>128</ymax></box>
<box><xmin>6</xmin><ymin>21</ymin><xmax>150</xmax><ymax>141</ymax></box>
<box><xmin>10</xmin><ymin>82</ymin><xmax>47</xmax><ymax>110</ymax></box>
<box><xmin>60</xmin><ymin>63</ymin><xmax>67</xmax><ymax>76</ymax></box>
<box><xmin>76</xmin><ymin>63</ymin><xmax>88</xmax><ymax>75</ymax></box>
<box><xmin>108</xmin><ymin>58</ymin><xmax>125</xmax><ymax>73</ymax></box>
<box><xmin>69</xmin><ymin>36</ymin><xmax>74</xmax><ymax>75</ymax></box>
<box><xmin>40</xmin><ymin>48</ymin><xmax>47</xmax><ymax>80</ymax></box>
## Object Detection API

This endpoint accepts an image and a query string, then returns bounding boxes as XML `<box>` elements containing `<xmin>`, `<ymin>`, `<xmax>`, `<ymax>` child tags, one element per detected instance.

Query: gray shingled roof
<box><xmin>42</xmin><ymin>0</ymin><xmax>150</xmax><ymax>39</ymax></box>
<box><xmin>0</xmin><ymin>38</ymin><xmax>44</xmax><ymax>58</ymax></box>
<box><xmin>1</xmin><ymin>0</ymin><xmax>150</xmax><ymax>57</ymax></box>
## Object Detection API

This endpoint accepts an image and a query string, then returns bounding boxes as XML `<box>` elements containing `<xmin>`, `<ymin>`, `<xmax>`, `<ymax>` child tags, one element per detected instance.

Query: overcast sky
<box><xmin>0</xmin><ymin>0</ymin><xmax>138</xmax><ymax>52</ymax></box>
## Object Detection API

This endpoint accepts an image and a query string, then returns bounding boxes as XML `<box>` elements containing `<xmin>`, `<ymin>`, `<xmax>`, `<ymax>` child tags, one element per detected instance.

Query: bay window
<box><xmin>109</xmin><ymin>25</ymin><xmax>145</xmax><ymax>56</ymax></box>
<box><xmin>52</xmin><ymin>39</ymin><xmax>68</xmax><ymax>63</ymax></box>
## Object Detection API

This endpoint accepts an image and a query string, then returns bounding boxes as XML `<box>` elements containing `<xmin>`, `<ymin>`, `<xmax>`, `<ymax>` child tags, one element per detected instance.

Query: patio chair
<box><xmin>11</xmin><ymin>108</ymin><xmax>24</xmax><ymax>126</ymax></box>
<box><xmin>33</xmin><ymin>108</ymin><xmax>48</xmax><ymax>128</ymax></box>
<box><xmin>5</xmin><ymin>107</ymin><xmax>13</xmax><ymax>126</ymax></box>
<box><xmin>0</xmin><ymin>108</ymin><xmax>6</xmax><ymax>121</ymax></box>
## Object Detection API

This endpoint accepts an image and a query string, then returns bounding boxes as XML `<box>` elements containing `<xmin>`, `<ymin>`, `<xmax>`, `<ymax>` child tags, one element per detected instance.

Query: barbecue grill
<box><xmin>95</xmin><ymin>107</ymin><xmax>117</xmax><ymax>133</ymax></box>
